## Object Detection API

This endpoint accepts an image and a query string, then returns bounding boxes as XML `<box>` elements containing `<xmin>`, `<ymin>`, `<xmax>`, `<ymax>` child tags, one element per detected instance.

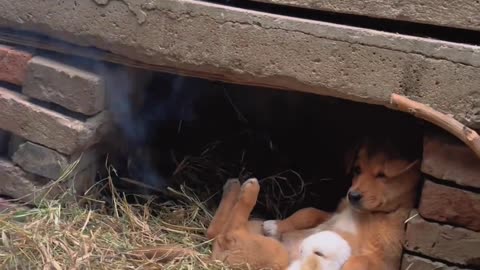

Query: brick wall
<box><xmin>401</xmin><ymin>132</ymin><xmax>480</xmax><ymax>269</ymax></box>
<box><xmin>0</xmin><ymin>44</ymin><xmax>110</xmax><ymax>204</ymax></box>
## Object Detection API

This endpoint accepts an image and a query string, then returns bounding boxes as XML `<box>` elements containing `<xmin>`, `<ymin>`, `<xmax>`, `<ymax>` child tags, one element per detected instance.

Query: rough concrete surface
<box><xmin>0</xmin><ymin>87</ymin><xmax>108</xmax><ymax>155</ymax></box>
<box><xmin>401</xmin><ymin>254</ymin><xmax>472</xmax><ymax>270</ymax></box>
<box><xmin>422</xmin><ymin>134</ymin><xmax>480</xmax><ymax>189</ymax></box>
<box><xmin>23</xmin><ymin>56</ymin><xmax>106</xmax><ymax>116</ymax></box>
<box><xmin>0</xmin><ymin>0</ymin><xmax>479</xmax><ymax>127</ymax></box>
<box><xmin>0</xmin><ymin>45</ymin><xmax>33</xmax><ymax>85</ymax></box>
<box><xmin>405</xmin><ymin>214</ymin><xmax>480</xmax><ymax>267</ymax></box>
<box><xmin>253</xmin><ymin>0</ymin><xmax>480</xmax><ymax>31</ymax></box>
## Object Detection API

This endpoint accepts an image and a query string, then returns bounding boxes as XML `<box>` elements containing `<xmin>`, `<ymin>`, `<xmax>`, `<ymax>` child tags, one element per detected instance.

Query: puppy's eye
<box><xmin>353</xmin><ymin>166</ymin><xmax>361</xmax><ymax>176</ymax></box>
<box><xmin>314</xmin><ymin>251</ymin><xmax>324</xmax><ymax>257</ymax></box>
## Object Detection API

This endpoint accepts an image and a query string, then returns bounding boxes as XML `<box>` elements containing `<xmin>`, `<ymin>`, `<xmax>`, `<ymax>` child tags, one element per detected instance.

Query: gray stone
<box><xmin>11</xmin><ymin>141</ymin><xmax>98</xmax><ymax>180</ymax></box>
<box><xmin>253</xmin><ymin>0</ymin><xmax>480</xmax><ymax>31</ymax></box>
<box><xmin>12</xmin><ymin>141</ymin><xmax>69</xmax><ymax>179</ymax></box>
<box><xmin>401</xmin><ymin>254</ymin><xmax>473</xmax><ymax>270</ymax></box>
<box><xmin>0</xmin><ymin>1</ymin><xmax>479</xmax><ymax>126</ymax></box>
<box><xmin>0</xmin><ymin>158</ymin><xmax>44</xmax><ymax>204</ymax></box>
<box><xmin>0</xmin><ymin>87</ymin><xmax>109</xmax><ymax>154</ymax></box>
<box><xmin>23</xmin><ymin>56</ymin><xmax>106</xmax><ymax>116</ymax></box>
<box><xmin>405</xmin><ymin>214</ymin><xmax>480</xmax><ymax>267</ymax></box>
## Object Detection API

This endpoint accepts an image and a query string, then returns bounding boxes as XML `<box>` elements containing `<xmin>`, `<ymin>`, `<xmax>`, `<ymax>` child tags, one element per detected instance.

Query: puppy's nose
<box><xmin>348</xmin><ymin>191</ymin><xmax>363</xmax><ymax>204</ymax></box>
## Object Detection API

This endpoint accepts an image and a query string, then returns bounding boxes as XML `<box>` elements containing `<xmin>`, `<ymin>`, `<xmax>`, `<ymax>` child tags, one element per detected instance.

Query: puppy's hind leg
<box><xmin>207</xmin><ymin>178</ymin><xmax>241</xmax><ymax>239</ymax></box>
<box><xmin>224</xmin><ymin>178</ymin><xmax>260</xmax><ymax>232</ymax></box>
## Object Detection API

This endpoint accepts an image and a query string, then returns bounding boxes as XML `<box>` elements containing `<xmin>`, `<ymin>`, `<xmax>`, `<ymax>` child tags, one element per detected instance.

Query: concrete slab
<box><xmin>252</xmin><ymin>0</ymin><xmax>480</xmax><ymax>32</ymax></box>
<box><xmin>0</xmin><ymin>0</ymin><xmax>479</xmax><ymax>127</ymax></box>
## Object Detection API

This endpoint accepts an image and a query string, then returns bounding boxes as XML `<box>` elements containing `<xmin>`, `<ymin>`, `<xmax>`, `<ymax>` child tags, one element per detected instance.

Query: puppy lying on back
<box><xmin>263</xmin><ymin>139</ymin><xmax>421</xmax><ymax>270</ymax></box>
<box><xmin>136</xmin><ymin>139</ymin><xmax>421</xmax><ymax>270</ymax></box>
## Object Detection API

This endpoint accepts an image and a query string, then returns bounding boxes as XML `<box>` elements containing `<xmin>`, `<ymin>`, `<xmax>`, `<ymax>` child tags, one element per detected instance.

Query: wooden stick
<box><xmin>390</xmin><ymin>93</ymin><xmax>480</xmax><ymax>159</ymax></box>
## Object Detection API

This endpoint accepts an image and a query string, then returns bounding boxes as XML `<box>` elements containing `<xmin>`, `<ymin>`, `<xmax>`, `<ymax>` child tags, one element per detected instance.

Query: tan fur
<box><xmin>134</xmin><ymin>143</ymin><xmax>421</xmax><ymax>270</ymax></box>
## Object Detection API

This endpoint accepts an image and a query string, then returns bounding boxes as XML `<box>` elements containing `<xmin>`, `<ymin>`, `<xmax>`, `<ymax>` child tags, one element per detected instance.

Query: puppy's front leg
<box><xmin>263</xmin><ymin>207</ymin><xmax>331</xmax><ymax>238</ymax></box>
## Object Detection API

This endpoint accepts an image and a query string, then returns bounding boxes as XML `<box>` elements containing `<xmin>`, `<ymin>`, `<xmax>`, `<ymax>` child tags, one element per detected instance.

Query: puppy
<box><xmin>263</xmin><ymin>141</ymin><xmax>421</xmax><ymax>270</ymax></box>
<box><xmin>135</xmin><ymin>140</ymin><xmax>421</xmax><ymax>270</ymax></box>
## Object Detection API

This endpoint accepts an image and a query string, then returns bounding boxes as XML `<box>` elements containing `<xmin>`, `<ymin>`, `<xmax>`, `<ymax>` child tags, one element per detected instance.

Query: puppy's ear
<box><xmin>384</xmin><ymin>159</ymin><xmax>420</xmax><ymax>178</ymax></box>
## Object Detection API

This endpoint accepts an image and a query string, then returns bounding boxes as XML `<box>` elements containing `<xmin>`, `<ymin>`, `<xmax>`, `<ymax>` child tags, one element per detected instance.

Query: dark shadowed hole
<box><xmin>100</xmin><ymin>71</ymin><xmax>424</xmax><ymax>219</ymax></box>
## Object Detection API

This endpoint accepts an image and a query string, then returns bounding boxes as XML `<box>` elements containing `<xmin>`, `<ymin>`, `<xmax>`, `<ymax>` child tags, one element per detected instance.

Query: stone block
<box><xmin>0</xmin><ymin>45</ymin><xmax>33</xmax><ymax>85</ymax></box>
<box><xmin>0</xmin><ymin>158</ymin><xmax>45</xmax><ymax>204</ymax></box>
<box><xmin>419</xmin><ymin>181</ymin><xmax>480</xmax><ymax>232</ymax></box>
<box><xmin>11</xmin><ymin>141</ymin><xmax>98</xmax><ymax>180</ymax></box>
<box><xmin>0</xmin><ymin>87</ymin><xmax>109</xmax><ymax>155</ymax></box>
<box><xmin>253</xmin><ymin>0</ymin><xmax>480</xmax><ymax>31</ymax></box>
<box><xmin>422</xmin><ymin>134</ymin><xmax>480</xmax><ymax>189</ymax></box>
<box><xmin>405</xmin><ymin>214</ymin><xmax>480</xmax><ymax>267</ymax></box>
<box><xmin>401</xmin><ymin>254</ymin><xmax>472</xmax><ymax>270</ymax></box>
<box><xmin>23</xmin><ymin>56</ymin><xmax>105</xmax><ymax>115</ymax></box>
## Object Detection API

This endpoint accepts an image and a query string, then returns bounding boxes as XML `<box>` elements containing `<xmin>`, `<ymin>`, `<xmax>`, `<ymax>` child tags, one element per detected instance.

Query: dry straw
<box><xmin>0</xmin><ymin>159</ymin><xmax>232</xmax><ymax>270</ymax></box>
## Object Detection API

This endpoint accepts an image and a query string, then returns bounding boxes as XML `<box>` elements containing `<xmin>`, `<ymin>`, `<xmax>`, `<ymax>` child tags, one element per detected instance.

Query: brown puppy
<box><xmin>264</xmin><ymin>142</ymin><xmax>421</xmax><ymax>270</ymax></box>
<box><xmin>137</xmin><ymin>141</ymin><xmax>421</xmax><ymax>270</ymax></box>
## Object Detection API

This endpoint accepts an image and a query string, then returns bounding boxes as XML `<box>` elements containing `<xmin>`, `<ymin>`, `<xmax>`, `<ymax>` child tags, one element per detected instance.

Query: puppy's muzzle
<box><xmin>347</xmin><ymin>191</ymin><xmax>363</xmax><ymax>206</ymax></box>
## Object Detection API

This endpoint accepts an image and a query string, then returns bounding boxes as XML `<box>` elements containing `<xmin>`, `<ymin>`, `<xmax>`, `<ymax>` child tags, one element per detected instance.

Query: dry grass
<box><xmin>0</xmin><ymin>170</ymin><xmax>231</xmax><ymax>270</ymax></box>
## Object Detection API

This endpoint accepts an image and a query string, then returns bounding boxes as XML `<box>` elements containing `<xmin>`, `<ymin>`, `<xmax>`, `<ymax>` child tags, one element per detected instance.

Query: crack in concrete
<box><xmin>92</xmin><ymin>0</ymin><xmax>147</xmax><ymax>25</ymax></box>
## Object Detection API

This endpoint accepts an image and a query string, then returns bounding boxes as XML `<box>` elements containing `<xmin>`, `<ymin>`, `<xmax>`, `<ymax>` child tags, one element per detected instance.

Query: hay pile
<box><xmin>0</xmin><ymin>173</ymin><xmax>230</xmax><ymax>270</ymax></box>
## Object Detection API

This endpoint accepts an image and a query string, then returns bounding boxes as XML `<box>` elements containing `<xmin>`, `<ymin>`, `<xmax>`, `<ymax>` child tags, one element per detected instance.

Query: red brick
<box><xmin>0</xmin><ymin>87</ymin><xmax>108</xmax><ymax>154</ymax></box>
<box><xmin>419</xmin><ymin>181</ymin><xmax>480</xmax><ymax>232</ymax></box>
<box><xmin>0</xmin><ymin>45</ymin><xmax>33</xmax><ymax>85</ymax></box>
<box><xmin>422</xmin><ymin>134</ymin><xmax>480</xmax><ymax>189</ymax></box>
<box><xmin>404</xmin><ymin>214</ymin><xmax>480</xmax><ymax>267</ymax></box>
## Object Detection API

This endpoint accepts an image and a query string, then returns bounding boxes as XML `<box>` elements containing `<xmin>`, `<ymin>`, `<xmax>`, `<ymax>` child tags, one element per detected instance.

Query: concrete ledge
<box><xmin>253</xmin><ymin>0</ymin><xmax>480</xmax><ymax>32</ymax></box>
<box><xmin>0</xmin><ymin>0</ymin><xmax>479</xmax><ymax>127</ymax></box>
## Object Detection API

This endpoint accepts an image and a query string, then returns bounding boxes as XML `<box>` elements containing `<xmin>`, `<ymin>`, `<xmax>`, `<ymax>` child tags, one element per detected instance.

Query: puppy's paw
<box><xmin>262</xmin><ymin>220</ymin><xmax>279</xmax><ymax>238</ymax></box>
<box><xmin>223</xmin><ymin>178</ymin><xmax>240</xmax><ymax>192</ymax></box>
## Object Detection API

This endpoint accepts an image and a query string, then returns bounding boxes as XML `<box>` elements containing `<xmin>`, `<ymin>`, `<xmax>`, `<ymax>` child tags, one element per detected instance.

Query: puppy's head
<box><xmin>345</xmin><ymin>140</ymin><xmax>421</xmax><ymax>213</ymax></box>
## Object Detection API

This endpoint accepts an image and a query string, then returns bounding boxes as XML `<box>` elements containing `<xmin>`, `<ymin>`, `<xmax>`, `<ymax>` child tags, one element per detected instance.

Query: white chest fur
<box><xmin>329</xmin><ymin>207</ymin><xmax>358</xmax><ymax>235</ymax></box>
<box><xmin>287</xmin><ymin>230</ymin><xmax>351</xmax><ymax>270</ymax></box>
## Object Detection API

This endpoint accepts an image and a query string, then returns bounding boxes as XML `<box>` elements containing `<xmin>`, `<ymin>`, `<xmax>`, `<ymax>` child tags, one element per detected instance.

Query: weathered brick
<box><xmin>422</xmin><ymin>134</ymin><xmax>480</xmax><ymax>189</ymax></box>
<box><xmin>0</xmin><ymin>45</ymin><xmax>33</xmax><ymax>85</ymax></box>
<box><xmin>0</xmin><ymin>87</ymin><xmax>108</xmax><ymax>155</ymax></box>
<box><xmin>10</xmin><ymin>141</ymin><xmax>98</xmax><ymax>181</ymax></box>
<box><xmin>0</xmin><ymin>158</ymin><xmax>45</xmax><ymax>204</ymax></box>
<box><xmin>23</xmin><ymin>56</ymin><xmax>105</xmax><ymax>115</ymax></box>
<box><xmin>405</xmin><ymin>214</ymin><xmax>480</xmax><ymax>267</ymax></box>
<box><xmin>419</xmin><ymin>181</ymin><xmax>480</xmax><ymax>232</ymax></box>
<box><xmin>401</xmin><ymin>254</ymin><xmax>472</xmax><ymax>270</ymax></box>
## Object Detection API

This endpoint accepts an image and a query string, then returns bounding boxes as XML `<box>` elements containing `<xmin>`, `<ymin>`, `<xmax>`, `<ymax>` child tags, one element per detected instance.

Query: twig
<box><xmin>390</xmin><ymin>93</ymin><xmax>480</xmax><ymax>159</ymax></box>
